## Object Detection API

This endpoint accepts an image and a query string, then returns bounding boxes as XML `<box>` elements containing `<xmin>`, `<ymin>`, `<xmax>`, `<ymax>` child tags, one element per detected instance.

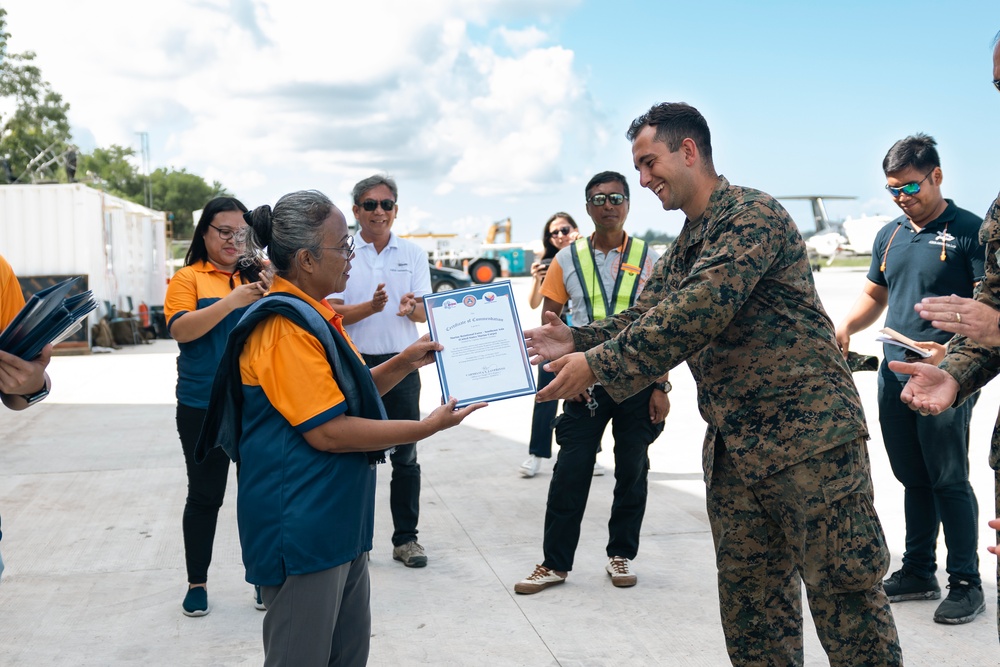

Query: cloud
<box><xmin>497</xmin><ymin>26</ymin><xmax>549</xmax><ymax>52</ymax></box>
<box><xmin>3</xmin><ymin>0</ymin><xmax>601</xmax><ymax>205</ymax></box>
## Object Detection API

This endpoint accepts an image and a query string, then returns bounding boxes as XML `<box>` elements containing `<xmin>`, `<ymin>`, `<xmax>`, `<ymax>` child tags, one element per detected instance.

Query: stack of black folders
<box><xmin>0</xmin><ymin>277</ymin><xmax>98</xmax><ymax>359</ymax></box>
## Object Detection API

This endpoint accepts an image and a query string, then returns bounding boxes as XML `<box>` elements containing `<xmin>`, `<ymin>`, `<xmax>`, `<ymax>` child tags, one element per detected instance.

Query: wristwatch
<box><xmin>654</xmin><ymin>381</ymin><xmax>672</xmax><ymax>393</ymax></box>
<box><xmin>20</xmin><ymin>382</ymin><xmax>49</xmax><ymax>407</ymax></box>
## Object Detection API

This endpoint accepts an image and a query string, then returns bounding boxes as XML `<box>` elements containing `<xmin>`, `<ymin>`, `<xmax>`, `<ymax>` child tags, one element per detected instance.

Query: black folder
<box><xmin>0</xmin><ymin>277</ymin><xmax>98</xmax><ymax>359</ymax></box>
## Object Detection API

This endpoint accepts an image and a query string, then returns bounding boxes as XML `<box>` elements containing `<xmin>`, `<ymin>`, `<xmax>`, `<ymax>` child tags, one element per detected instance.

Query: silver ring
<box><xmin>956</xmin><ymin>312</ymin><xmax>962</xmax><ymax>324</ymax></box>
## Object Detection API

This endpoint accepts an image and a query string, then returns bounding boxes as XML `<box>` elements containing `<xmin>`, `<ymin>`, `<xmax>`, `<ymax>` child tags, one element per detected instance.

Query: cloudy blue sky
<box><xmin>4</xmin><ymin>0</ymin><xmax>999</xmax><ymax>242</ymax></box>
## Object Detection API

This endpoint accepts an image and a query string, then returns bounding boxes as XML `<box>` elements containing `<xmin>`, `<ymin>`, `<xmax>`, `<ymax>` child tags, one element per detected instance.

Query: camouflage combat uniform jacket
<box><xmin>940</xmin><ymin>191</ymin><xmax>1000</xmax><ymax>470</ymax></box>
<box><xmin>573</xmin><ymin>176</ymin><xmax>868</xmax><ymax>486</ymax></box>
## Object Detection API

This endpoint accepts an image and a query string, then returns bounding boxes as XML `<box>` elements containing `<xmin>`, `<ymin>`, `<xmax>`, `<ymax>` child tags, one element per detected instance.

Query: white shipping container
<box><xmin>0</xmin><ymin>183</ymin><xmax>168</xmax><ymax>321</ymax></box>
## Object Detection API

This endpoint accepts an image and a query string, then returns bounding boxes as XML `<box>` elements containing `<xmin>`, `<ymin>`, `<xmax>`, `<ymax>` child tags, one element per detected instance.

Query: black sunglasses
<box><xmin>549</xmin><ymin>226</ymin><xmax>573</xmax><ymax>237</ymax></box>
<box><xmin>361</xmin><ymin>198</ymin><xmax>396</xmax><ymax>212</ymax></box>
<box><xmin>994</xmin><ymin>79</ymin><xmax>1000</xmax><ymax>93</ymax></box>
<box><xmin>587</xmin><ymin>193</ymin><xmax>627</xmax><ymax>206</ymax></box>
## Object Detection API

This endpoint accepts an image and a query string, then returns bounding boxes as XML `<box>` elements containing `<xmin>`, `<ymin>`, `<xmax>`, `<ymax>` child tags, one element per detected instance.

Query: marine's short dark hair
<box><xmin>626</xmin><ymin>102</ymin><xmax>713</xmax><ymax>164</ymax></box>
<box><xmin>585</xmin><ymin>171</ymin><xmax>629</xmax><ymax>200</ymax></box>
<box><xmin>882</xmin><ymin>133</ymin><xmax>940</xmax><ymax>176</ymax></box>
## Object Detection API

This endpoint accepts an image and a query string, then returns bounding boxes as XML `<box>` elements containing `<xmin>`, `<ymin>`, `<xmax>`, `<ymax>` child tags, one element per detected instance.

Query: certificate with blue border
<box><xmin>423</xmin><ymin>280</ymin><xmax>536</xmax><ymax>408</ymax></box>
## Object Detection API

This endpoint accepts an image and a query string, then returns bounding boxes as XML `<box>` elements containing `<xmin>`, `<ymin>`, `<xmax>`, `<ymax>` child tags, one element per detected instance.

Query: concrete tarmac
<box><xmin>1</xmin><ymin>270</ymin><xmax>999</xmax><ymax>665</ymax></box>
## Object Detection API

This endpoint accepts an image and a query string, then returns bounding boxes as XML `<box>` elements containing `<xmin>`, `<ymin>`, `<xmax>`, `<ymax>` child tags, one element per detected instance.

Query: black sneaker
<box><xmin>933</xmin><ymin>581</ymin><xmax>985</xmax><ymax>625</ymax></box>
<box><xmin>182</xmin><ymin>586</ymin><xmax>209</xmax><ymax>617</ymax></box>
<box><xmin>882</xmin><ymin>568</ymin><xmax>940</xmax><ymax>602</ymax></box>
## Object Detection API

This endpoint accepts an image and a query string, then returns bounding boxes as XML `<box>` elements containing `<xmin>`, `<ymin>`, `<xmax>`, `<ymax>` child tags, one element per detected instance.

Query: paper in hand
<box><xmin>876</xmin><ymin>327</ymin><xmax>933</xmax><ymax>359</ymax></box>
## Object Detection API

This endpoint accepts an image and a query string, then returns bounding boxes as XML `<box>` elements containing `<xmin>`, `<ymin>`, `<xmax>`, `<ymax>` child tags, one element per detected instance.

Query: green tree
<box><xmin>77</xmin><ymin>145</ymin><xmax>144</xmax><ymax>199</ymax></box>
<box><xmin>0</xmin><ymin>7</ymin><xmax>73</xmax><ymax>183</ymax></box>
<box><xmin>0</xmin><ymin>8</ymin><xmax>231</xmax><ymax>232</ymax></box>
<box><xmin>78</xmin><ymin>147</ymin><xmax>231</xmax><ymax>237</ymax></box>
<box><xmin>150</xmin><ymin>168</ymin><xmax>230</xmax><ymax>238</ymax></box>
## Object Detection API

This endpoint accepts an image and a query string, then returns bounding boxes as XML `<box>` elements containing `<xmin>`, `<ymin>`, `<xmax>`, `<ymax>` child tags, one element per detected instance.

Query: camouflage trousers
<box><xmin>707</xmin><ymin>437</ymin><xmax>902</xmax><ymax>666</ymax></box>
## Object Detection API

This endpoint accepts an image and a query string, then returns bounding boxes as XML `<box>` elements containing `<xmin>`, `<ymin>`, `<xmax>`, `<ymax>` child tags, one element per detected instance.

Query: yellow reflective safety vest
<box><xmin>569</xmin><ymin>236</ymin><xmax>648</xmax><ymax>322</ymax></box>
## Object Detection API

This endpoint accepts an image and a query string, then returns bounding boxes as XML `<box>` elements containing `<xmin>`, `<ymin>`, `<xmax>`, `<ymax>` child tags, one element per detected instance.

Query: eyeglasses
<box><xmin>361</xmin><ymin>199</ymin><xmax>396</xmax><ymax>212</ymax></box>
<box><xmin>885</xmin><ymin>170</ymin><xmax>934</xmax><ymax>198</ymax></box>
<box><xmin>993</xmin><ymin>79</ymin><xmax>1000</xmax><ymax>92</ymax></box>
<box><xmin>209</xmin><ymin>224</ymin><xmax>238</xmax><ymax>241</ymax></box>
<box><xmin>549</xmin><ymin>226</ymin><xmax>574</xmax><ymax>237</ymax></box>
<box><xmin>321</xmin><ymin>236</ymin><xmax>356</xmax><ymax>258</ymax></box>
<box><xmin>586</xmin><ymin>193</ymin><xmax>628</xmax><ymax>206</ymax></box>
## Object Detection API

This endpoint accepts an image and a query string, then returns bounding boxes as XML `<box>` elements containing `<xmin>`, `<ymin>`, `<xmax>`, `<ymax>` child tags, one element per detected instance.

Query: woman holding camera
<box><xmin>520</xmin><ymin>213</ymin><xmax>579</xmax><ymax>478</ymax></box>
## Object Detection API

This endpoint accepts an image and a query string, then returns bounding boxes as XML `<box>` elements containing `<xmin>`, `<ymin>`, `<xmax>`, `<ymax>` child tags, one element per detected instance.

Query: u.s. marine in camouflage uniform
<box><xmin>526</xmin><ymin>102</ymin><xmax>902</xmax><ymax>666</ymax></box>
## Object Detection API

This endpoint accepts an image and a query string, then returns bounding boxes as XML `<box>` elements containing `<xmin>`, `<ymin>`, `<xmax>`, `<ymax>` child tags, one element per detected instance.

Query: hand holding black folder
<box><xmin>0</xmin><ymin>277</ymin><xmax>99</xmax><ymax>359</ymax></box>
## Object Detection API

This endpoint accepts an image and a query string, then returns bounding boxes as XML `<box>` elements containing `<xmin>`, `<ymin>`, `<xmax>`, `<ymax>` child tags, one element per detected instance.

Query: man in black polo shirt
<box><xmin>836</xmin><ymin>133</ymin><xmax>985</xmax><ymax>624</ymax></box>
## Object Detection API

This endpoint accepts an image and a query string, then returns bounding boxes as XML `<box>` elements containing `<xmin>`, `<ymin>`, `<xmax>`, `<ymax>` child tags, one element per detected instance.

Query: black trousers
<box><xmin>176</xmin><ymin>403</ymin><xmax>236</xmax><ymax>585</ymax></box>
<box><xmin>541</xmin><ymin>385</ymin><xmax>663</xmax><ymax>572</ymax></box>
<box><xmin>363</xmin><ymin>353</ymin><xmax>421</xmax><ymax>547</ymax></box>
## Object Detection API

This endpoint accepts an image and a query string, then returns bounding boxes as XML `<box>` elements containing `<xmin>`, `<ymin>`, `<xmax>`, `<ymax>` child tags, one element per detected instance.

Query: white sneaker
<box><xmin>514</xmin><ymin>564</ymin><xmax>567</xmax><ymax>594</ymax></box>
<box><xmin>606</xmin><ymin>556</ymin><xmax>637</xmax><ymax>587</ymax></box>
<box><xmin>520</xmin><ymin>455</ymin><xmax>541</xmax><ymax>478</ymax></box>
<box><xmin>593</xmin><ymin>461</ymin><xmax>605</xmax><ymax>476</ymax></box>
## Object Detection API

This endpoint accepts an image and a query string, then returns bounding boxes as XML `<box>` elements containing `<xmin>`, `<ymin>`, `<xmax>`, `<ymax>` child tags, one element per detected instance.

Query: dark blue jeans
<box><xmin>878</xmin><ymin>363</ymin><xmax>980</xmax><ymax>586</ymax></box>
<box><xmin>542</xmin><ymin>385</ymin><xmax>664</xmax><ymax>572</ymax></box>
<box><xmin>365</xmin><ymin>353</ymin><xmax>421</xmax><ymax>547</ymax></box>
<box><xmin>177</xmin><ymin>403</ymin><xmax>236</xmax><ymax>585</ymax></box>
<box><xmin>528</xmin><ymin>365</ymin><xmax>558</xmax><ymax>458</ymax></box>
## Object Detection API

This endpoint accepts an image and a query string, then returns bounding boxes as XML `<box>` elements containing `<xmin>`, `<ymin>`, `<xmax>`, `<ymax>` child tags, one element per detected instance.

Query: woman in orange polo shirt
<box><xmin>0</xmin><ymin>253</ymin><xmax>53</xmax><ymax>583</ymax></box>
<box><xmin>226</xmin><ymin>190</ymin><xmax>484</xmax><ymax>666</ymax></box>
<box><xmin>520</xmin><ymin>212</ymin><xmax>578</xmax><ymax>478</ymax></box>
<box><xmin>163</xmin><ymin>197</ymin><xmax>268</xmax><ymax>617</ymax></box>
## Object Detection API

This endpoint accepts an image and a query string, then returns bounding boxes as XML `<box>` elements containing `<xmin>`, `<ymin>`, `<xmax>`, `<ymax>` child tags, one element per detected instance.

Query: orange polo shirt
<box><xmin>0</xmin><ymin>255</ymin><xmax>25</xmax><ymax>330</ymax></box>
<box><xmin>239</xmin><ymin>276</ymin><xmax>364</xmax><ymax>432</ymax></box>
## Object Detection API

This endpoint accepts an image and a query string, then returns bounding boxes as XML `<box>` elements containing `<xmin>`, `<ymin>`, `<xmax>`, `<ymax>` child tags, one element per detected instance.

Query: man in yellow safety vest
<box><xmin>513</xmin><ymin>171</ymin><xmax>670</xmax><ymax>595</ymax></box>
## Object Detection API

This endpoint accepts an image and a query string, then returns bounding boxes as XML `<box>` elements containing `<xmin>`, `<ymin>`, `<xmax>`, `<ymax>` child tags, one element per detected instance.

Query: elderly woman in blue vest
<box><xmin>199</xmin><ymin>190</ymin><xmax>484</xmax><ymax>667</ymax></box>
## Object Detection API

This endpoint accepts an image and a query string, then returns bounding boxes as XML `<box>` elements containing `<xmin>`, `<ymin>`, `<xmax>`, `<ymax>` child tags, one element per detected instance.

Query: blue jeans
<box><xmin>364</xmin><ymin>354</ymin><xmax>421</xmax><ymax>547</ymax></box>
<box><xmin>541</xmin><ymin>385</ymin><xmax>663</xmax><ymax>572</ymax></box>
<box><xmin>528</xmin><ymin>365</ymin><xmax>558</xmax><ymax>458</ymax></box>
<box><xmin>878</xmin><ymin>363</ymin><xmax>980</xmax><ymax>586</ymax></box>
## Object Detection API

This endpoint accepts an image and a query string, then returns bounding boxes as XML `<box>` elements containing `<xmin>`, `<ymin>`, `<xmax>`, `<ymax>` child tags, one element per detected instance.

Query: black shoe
<box><xmin>181</xmin><ymin>586</ymin><xmax>209</xmax><ymax>617</ymax></box>
<box><xmin>882</xmin><ymin>568</ymin><xmax>941</xmax><ymax>602</ymax></box>
<box><xmin>933</xmin><ymin>581</ymin><xmax>985</xmax><ymax>625</ymax></box>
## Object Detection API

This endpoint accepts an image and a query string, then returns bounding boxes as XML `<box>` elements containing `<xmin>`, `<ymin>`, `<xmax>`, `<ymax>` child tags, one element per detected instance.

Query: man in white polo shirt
<box><xmin>330</xmin><ymin>174</ymin><xmax>433</xmax><ymax>568</ymax></box>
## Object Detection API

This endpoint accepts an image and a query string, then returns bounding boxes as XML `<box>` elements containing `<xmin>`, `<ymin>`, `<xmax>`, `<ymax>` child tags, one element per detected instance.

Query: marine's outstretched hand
<box><xmin>887</xmin><ymin>360</ymin><xmax>960</xmax><ymax>416</ymax></box>
<box><xmin>523</xmin><ymin>310</ymin><xmax>574</xmax><ymax>366</ymax></box>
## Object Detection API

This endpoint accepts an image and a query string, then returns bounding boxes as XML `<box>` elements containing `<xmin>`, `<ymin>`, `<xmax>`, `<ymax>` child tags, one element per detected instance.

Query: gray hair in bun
<box><xmin>243</xmin><ymin>190</ymin><xmax>335</xmax><ymax>275</ymax></box>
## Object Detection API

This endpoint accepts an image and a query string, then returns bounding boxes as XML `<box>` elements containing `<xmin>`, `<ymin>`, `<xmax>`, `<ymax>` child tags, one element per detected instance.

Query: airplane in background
<box><xmin>778</xmin><ymin>195</ymin><xmax>892</xmax><ymax>269</ymax></box>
